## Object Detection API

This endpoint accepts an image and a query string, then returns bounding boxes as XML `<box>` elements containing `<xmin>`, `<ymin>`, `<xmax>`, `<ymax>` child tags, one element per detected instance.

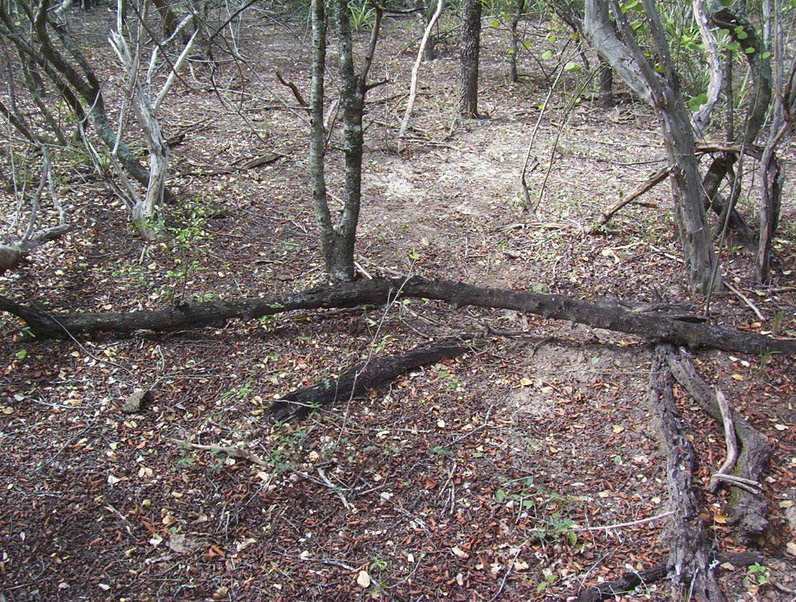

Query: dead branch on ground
<box><xmin>666</xmin><ymin>348</ymin><xmax>772</xmax><ymax>541</ymax></box>
<box><xmin>271</xmin><ymin>337</ymin><xmax>473</xmax><ymax>422</ymax></box>
<box><xmin>576</xmin><ymin>552</ymin><xmax>764</xmax><ymax>601</ymax></box>
<box><xmin>1</xmin><ymin>277</ymin><xmax>794</xmax><ymax>356</ymax></box>
<box><xmin>647</xmin><ymin>345</ymin><xmax>725</xmax><ymax>600</ymax></box>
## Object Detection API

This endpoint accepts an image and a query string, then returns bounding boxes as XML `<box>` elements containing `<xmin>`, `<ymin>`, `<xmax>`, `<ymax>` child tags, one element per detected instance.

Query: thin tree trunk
<box><xmin>421</xmin><ymin>0</ymin><xmax>438</xmax><ymax>61</ymax></box>
<box><xmin>584</xmin><ymin>0</ymin><xmax>719</xmax><ymax>294</ymax></box>
<box><xmin>459</xmin><ymin>0</ymin><xmax>481</xmax><ymax>118</ymax></box>
<box><xmin>659</xmin><ymin>95</ymin><xmax>719</xmax><ymax>293</ymax></box>
<box><xmin>508</xmin><ymin>0</ymin><xmax>524</xmax><ymax>83</ymax></box>
<box><xmin>331</xmin><ymin>0</ymin><xmax>364</xmax><ymax>282</ymax></box>
<box><xmin>309</xmin><ymin>0</ymin><xmax>381</xmax><ymax>282</ymax></box>
<box><xmin>309</xmin><ymin>0</ymin><xmax>334</xmax><ymax>273</ymax></box>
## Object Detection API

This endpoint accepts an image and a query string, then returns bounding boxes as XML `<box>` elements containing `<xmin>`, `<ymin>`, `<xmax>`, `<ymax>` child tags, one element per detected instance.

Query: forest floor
<box><xmin>1</xmin><ymin>5</ymin><xmax>796</xmax><ymax>601</ymax></box>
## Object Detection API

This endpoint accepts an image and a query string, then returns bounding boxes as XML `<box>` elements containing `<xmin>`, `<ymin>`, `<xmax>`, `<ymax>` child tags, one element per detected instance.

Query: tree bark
<box><xmin>597</xmin><ymin>56</ymin><xmax>613</xmax><ymax>108</ymax></box>
<box><xmin>3</xmin><ymin>278</ymin><xmax>794</xmax><ymax>355</ymax></box>
<box><xmin>331</xmin><ymin>0</ymin><xmax>365</xmax><ymax>282</ymax></box>
<box><xmin>648</xmin><ymin>346</ymin><xmax>726</xmax><ymax>601</ymax></box>
<box><xmin>308</xmin><ymin>0</ymin><xmax>381</xmax><ymax>282</ymax></box>
<box><xmin>659</xmin><ymin>92</ymin><xmax>719</xmax><ymax>293</ymax></box>
<box><xmin>421</xmin><ymin>0</ymin><xmax>438</xmax><ymax>61</ymax></box>
<box><xmin>508</xmin><ymin>0</ymin><xmax>524</xmax><ymax>83</ymax></box>
<box><xmin>459</xmin><ymin>0</ymin><xmax>481</xmax><ymax>118</ymax></box>
<box><xmin>309</xmin><ymin>0</ymin><xmax>334</xmax><ymax>275</ymax></box>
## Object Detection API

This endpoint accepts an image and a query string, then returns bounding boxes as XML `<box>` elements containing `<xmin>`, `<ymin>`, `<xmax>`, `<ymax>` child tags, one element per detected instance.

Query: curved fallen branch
<box><xmin>1</xmin><ymin>277</ymin><xmax>794</xmax><ymax>355</ymax></box>
<box><xmin>666</xmin><ymin>349</ymin><xmax>772</xmax><ymax>541</ymax></box>
<box><xmin>271</xmin><ymin>337</ymin><xmax>472</xmax><ymax>422</ymax></box>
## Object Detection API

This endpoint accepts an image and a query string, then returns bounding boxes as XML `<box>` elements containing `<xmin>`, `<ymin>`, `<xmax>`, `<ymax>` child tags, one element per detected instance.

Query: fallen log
<box><xmin>271</xmin><ymin>338</ymin><xmax>472</xmax><ymax>422</ymax></box>
<box><xmin>666</xmin><ymin>349</ymin><xmax>772</xmax><ymax>542</ymax></box>
<box><xmin>1</xmin><ymin>277</ymin><xmax>794</xmax><ymax>355</ymax></box>
<box><xmin>648</xmin><ymin>345</ymin><xmax>726</xmax><ymax>601</ymax></box>
<box><xmin>576</xmin><ymin>552</ymin><xmax>764</xmax><ymax>601</ymax></box>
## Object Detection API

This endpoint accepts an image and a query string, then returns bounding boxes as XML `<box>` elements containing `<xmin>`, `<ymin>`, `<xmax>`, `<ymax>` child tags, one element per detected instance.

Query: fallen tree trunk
<box><xmin>1</xmin><ymin>277</ymin><xmax>794</xmax><ymax>355</ymax></box>
<box><xmin>666</xmin><ymin>349</ymin><xmax>772</xmax><ymax>542</ymax></box>
<box><xmin>576</xmin><ymin>551</ymin><xmax>764</xmax><ymax>601</ymax></box>
<box><xmin>271</xmin><ymin>338</ymin><xmax>472</xmax><ymax>422</ymax></box>
<box><xmin>648</xmin><ymin>345</ymin><xmax>726</xmax><ymax>601</ymax></box>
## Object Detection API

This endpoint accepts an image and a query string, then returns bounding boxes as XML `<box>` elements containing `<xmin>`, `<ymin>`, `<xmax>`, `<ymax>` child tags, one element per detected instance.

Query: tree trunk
<box><xmin>150</xmin><ymin>0</ymin><xmax>183</xmax><ymax>41</ymax></box>
<box><xmin>659</xmin><ymin>93</ymin><xmax>719</xmax><ymax>294</ymax></box>
<box><xmin>701</xmin><ymin>153</ymin><xmax>755</xmax><ymax>245</ymax></box>
<box><xmin>508</xmin><ymin>0</ymin><xmax>524</xmax><ymax>83</ymax></box>
<box><xmin>331</xmin><ymin>0</ymin><xmax>364</xmax><ymax>282</ymax></box>
<box><xmin>459</xmin><ymin>0</ymin><xmax>481</xmax><ymax>118</ymax></box>
<box><xmin>421</xmin><ymin>0</ymin><xmax>438</xmax><ymax>61</ymax></box>
<box><xmin>584</xmin><ymin>0</ymin><xmax>719</xmax><ymax>294</ymax></box>
<box><xmin>597</xmin><ymin>56</ymin><xmax>613</xmax><ymax>108</ymax></box>
<box><xmin>308</xmin><ymin>0</ymin><xmax>334</xmax><ymax>275</ymax></box>
<box><xmin>308</xmin><ymin>0</ymin><xmax>381</xmax><ymax>282</ymax></box>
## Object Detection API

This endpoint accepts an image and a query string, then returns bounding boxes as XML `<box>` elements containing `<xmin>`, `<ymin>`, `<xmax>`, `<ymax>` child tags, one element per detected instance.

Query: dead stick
<box><xmin>170</xmin><ymin>438</ymin><xmax>269</xmax><ymax>467</ymax></box>
<box><xmin>398</xmin><ymin>0</ymin><xmax>444</xmax><ymax>138</ymax></box>
<box><xmin>709</xmin><ymin>390</ymin><xmax>738</xmax><ymax>492</ymax></box>
<box><xmin>592</xmin><ymin>167</ymin><xmax>670</xmax><ymax>230</ymax></box>
<box><xmin>275</xmin><ymin>71</ymin><xmax>308</xmax><ymax>108</ymax></box>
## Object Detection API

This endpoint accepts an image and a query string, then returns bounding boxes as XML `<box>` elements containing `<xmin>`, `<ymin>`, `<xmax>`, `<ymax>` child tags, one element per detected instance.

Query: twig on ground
<box><xmin>170</xmin><ymin>438</ymin><xmax>269</xmax><ymax>467</ymax></box>
<box><xmin>724</xmin><ymin>282</ymin><xmax>766</xmax><ymax>322</ymax></box>
<box><xmin>488</xmin><ymin>547</ymin><xmax>522</xmax><ymax>602</ymax></box>
<box><xmin>573</xmin><ymin>510</ymin><xmax>675</xmax><ymax>532</ymax></box>
<box><xmin>711</xmin><ymin>473</ymin><xmax>761</xmax><ymax>494</ymax></box>
<box><xmin>316</xmin><ymin>467</ymin><xmax>354</xmax><ymax>511</ymax></box>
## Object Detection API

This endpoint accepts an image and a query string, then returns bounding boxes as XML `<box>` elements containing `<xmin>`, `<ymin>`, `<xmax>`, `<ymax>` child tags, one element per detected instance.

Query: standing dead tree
<box><xmin>398</xmin><ymin>0</ymin><xmax>443</xmax><ymax>138</ymax></box>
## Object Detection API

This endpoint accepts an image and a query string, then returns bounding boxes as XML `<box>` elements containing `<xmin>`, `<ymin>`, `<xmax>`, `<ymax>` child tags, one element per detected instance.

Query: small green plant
<box><xmin>438</xmin><ymin>368</ymin><xmax>462</xmax><ymax>392</ymax></box>
<box><xmin>495</xmin><ymin>479</ymin><xmax>582</xmax><ymax>546</ymax></box>
<box><xmin>176</xmin><ymin>455</ymin><xmax>197</xmax><ymax>469</ymax></box>
<box><xmin>265</xmin><ymin>423</ymin><xmax>311</xmax><ymax>474</ymax></box>
<box><xmin>746</xmin><ymin>563</ymin><xmax>770</xmax><ymax>586</ymax></box>
<box><xmin>534</xmin><ymin>570</ymin><xmax>558</xmax><ymax>593</ymax></box>
<box><xmin>348</xmin><ymin>1</ymin><xmax>375</xmax><ymax>31</ymax></box>
<box><xmin>259</xmin><ymin>315</ymin><xmax>278</xmax><ymax>331</ymax></box>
